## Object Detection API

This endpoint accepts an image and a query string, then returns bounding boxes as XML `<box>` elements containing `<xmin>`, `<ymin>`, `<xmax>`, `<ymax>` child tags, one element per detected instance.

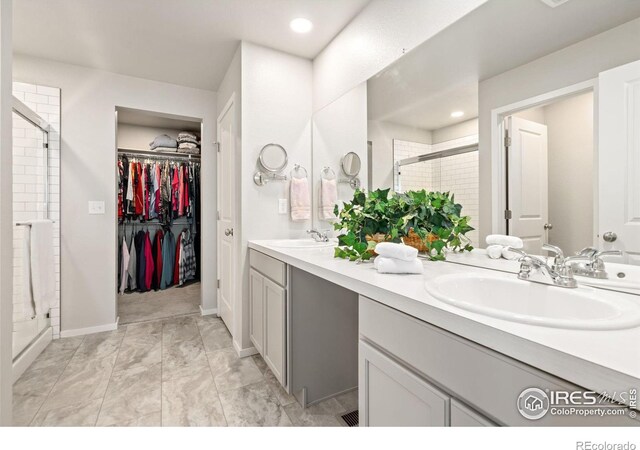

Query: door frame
<box><xmin>216</xmin><ymin>93</ymin><xmax>237</xmax><ymax>335</ymax></box>
<box><xmin>490</xmin><ymin>79</ymin><xmax>597</xmax><ymax>239</ymax></box>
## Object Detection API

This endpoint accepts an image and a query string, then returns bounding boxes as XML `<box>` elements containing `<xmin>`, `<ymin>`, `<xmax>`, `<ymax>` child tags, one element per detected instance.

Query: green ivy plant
<box><xmin>333</xmin><ymin>188</ymin><xmax>474</xmax><ymax>262</ymax></box>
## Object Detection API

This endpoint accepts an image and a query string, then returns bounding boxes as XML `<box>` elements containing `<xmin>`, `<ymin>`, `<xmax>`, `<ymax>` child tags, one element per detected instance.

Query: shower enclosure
<box><xmin>11</xmin><ymin>83</ymin><xmax>61</xmax><ymax>370</ymax></box>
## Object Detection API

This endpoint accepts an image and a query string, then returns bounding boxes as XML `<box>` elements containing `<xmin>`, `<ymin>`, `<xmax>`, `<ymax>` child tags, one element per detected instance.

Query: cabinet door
<box><xmin>249</xmin><ymin>269</ymin><xmax>264</xmax><ymax>354</ymax></box>
<box><xmin>359</xmin><ymin>341</ymin><xmax>449</xmax><ymax>427</ymax></box>
<box><xmin>263</xmin><ymin>277</ymin><xmax>286</xmax><ymax>386</ymax></box>
<box><xmin>451</xmin><ymin>399</ymin><xmax>496</xmax><ymax>427</ymax></box>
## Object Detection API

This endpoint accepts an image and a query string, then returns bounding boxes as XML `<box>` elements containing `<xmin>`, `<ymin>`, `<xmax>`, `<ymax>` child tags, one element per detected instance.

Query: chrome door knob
<box><xmin>544</xmin><ymin>223</ymin><xmax>553</xmax><ymax>230</ymax></box>
<box><xmin>603</xmin><ymin>231</ymin><xmax>617</xmax><ymax>243</ymax></box>
<box><xmin>224</xmin><ymin>228</ymin><xmax>234</xmax><ymax>237</ymax></box>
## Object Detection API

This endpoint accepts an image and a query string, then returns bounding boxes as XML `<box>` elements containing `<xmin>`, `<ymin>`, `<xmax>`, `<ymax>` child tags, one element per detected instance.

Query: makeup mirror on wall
<box><xmin>311</xmin><ymin>0</ymin><xmax>640</xmax><ymax>295</ymax></box>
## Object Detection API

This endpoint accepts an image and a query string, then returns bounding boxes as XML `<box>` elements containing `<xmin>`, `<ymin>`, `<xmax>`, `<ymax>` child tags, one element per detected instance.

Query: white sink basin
<box><xmin>266</xmin><ymin>239</ymin><xmax>336</xmax><ymax>249</ymax></box>
<box><xmin>425</xmin><ymin>273</ymin><xmax>640</xmax><ymax>330</ymax></box>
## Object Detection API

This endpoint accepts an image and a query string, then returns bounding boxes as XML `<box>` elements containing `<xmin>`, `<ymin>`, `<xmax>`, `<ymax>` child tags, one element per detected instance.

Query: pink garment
<box><xmin>143</xmin><ymin>231</ymin><xmax>154</xmax><ymax>291</ymax></box>
<box><xmin>178</xmin><ymin>165</ymin><xmax>184</xmax><ymax>216</ymax></box>
<box><xmin>172</xmin><ymin>166</ymin><xmax>179</xmax><ymax>212</ymax></box>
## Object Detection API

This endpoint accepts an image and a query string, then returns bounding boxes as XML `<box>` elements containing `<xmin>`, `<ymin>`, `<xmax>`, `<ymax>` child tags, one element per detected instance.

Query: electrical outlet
<box><xmin>278</xmin><ymin>198</ymin><xmax>288</xmax><ymax>214</ymax></box>
<box><xmin>88</xmin><ymin>201</ymin><xmax>105</xmax><ymax>215</ymax></box>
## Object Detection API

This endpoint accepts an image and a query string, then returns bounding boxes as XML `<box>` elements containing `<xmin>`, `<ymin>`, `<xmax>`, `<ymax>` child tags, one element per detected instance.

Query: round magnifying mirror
<box><xmin>259</xmin><ymin>144</ymin><xmax>288</xmax><ymax>173</ymax></box>
<box><xmin>341</xmin><ymin>152</ymin><xmax>361</xmax><ymax>178</ymax></box>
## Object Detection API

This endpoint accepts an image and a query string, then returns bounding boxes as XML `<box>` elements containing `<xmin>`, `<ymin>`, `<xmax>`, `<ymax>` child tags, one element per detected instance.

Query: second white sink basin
<box><xmin>266</xmin><ymin>239</ymin><xmax>336</xmax><ymax>249</ymax></box>
<box><xmin>425</xmin><ymin>273</ymin><xmax>640</xmax><ymax>330</ymax></box>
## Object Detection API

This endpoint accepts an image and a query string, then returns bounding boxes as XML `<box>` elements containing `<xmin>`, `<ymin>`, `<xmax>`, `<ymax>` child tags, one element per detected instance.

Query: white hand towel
<box><xmin>501</xmin><ymin>247</ymin><xmax>520</xmax><ymax>260</ymax></box>
<box><xmin>375</xmin><ymin>242</ymin><xmax>419</xmax><ymax>262</ymax></box>
<box><xmin>290</xmin><ymin>177</ymin><xmax>311</xmax><ymax>221</ymax></box>
<box><xmin>28</xmin><ymin>220</ymin><xmax>55</xmax><ymax>317</ymax></box>
<box><xmin>320</xmin><ymin>178</ymin><xmax>338</xmax><ymax>220</ymax></box>
<box><xmin>486</xmin><ymin>245</ymin><xmax>503</xmax><ymax>259</ymax></box>
<box><xmin>374</xmin><ymin>256</ymin><xmax>423</xmax><ymax>274</ymax></box>
<box><xmin>485</xmin><ymin>234</ymin><xmax>524</xmax><ymax>249</ymax></box>
<box><xmin>21</xmin><ymin>227</ymin><xmax>35</xmax><ymax>318</ymax></box>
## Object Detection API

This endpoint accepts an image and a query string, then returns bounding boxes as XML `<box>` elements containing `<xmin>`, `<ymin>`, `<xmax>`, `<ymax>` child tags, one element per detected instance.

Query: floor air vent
<box><xmin>339</xmin><ymin>410</ymin><xmax>359</xmax><ymax>427</ymax></box>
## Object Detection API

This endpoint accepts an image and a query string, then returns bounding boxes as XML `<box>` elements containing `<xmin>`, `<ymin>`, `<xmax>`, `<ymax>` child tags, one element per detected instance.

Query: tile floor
<box><xmin>12</xmin><ymin>314</ymin><xmax>357</xmax><ymax>426</ymax></box>
<box><xmin>117</xmin><ymin>282</ymin><xmax>201</xmax><ymax>324</ymax></box>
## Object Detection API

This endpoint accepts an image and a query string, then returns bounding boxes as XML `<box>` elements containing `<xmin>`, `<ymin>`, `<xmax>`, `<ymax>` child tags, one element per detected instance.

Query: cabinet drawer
<box><xmin>451</xmin><ymin>399</ymin><xmax>496</xmax><ymax>427</ymax></box>
<box><xmin>250</xmin><ymin>249</ymin><xmax>286</xmax><ymax>286</ymax></box>
<box><xmin>359</xmin><ymin>296</ymin><xmax>638</xmax><ymax>426</ymax></box>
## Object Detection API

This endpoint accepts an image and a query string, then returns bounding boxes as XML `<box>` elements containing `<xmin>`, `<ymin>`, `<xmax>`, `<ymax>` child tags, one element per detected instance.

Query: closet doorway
<box><xmin>115</xmin><ymin>107</ymin><xmax>203</xmax><ymax>324</ymax></box>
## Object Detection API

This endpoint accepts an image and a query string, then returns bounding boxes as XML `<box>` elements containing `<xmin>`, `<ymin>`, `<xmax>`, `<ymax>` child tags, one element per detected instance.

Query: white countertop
<box><xmin>248</xmin><ymin>240</ymin><xmax>640</xmax><ymax>400</ymax></box>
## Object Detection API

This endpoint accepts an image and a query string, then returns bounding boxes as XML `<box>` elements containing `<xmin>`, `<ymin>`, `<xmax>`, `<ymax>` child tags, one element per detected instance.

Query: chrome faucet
<box><xmin>306</xmin><ymin>229</ymin><xmax>329</xmax><ymax>242</ymax></box>
<box><xmin>565</xmin><ymin>247</ymin><xmax>622</xmax><ymax>279</ymax></box>
<box><xmin>506</xmin><ymin>244</ymin><xmax>577</xmax><ymax>288</ymax></box>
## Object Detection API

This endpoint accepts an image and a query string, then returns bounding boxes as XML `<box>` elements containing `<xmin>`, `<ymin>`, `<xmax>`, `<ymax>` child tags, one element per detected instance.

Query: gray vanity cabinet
<box><xmin>360</xmin><ymin>340</ymin><xmax>450</xmax><ymax>426</ymax></box>
<box><xmin>249</xmin><ymin>250</ymin><xmax>287</xmax><ymax>386</ymax></box>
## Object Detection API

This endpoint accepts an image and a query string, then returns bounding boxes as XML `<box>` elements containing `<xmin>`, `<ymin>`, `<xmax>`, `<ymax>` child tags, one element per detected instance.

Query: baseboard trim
<box><xmin>13</xmin><ymin>327</ymin><xmax>52</xmax><ymax>382</ymax></box>
<box><xmin>60</xmin><ymin>319</ymin><xmax>119</xmax><ymax>338</ymax></box>
<box><xmin>233</xmin><ymin>340</ymin><xmax>258</xmax><ymax>358</ymax></box>
<box><xmin>199</xmin><ymin>305</ymin><xmax>218</xmax><ymax>316</ymax></box>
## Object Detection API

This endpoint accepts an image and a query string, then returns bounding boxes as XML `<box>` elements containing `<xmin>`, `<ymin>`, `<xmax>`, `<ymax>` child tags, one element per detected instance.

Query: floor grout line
<box><xmin>93</xmin><ymin>328</ymin><xmax>127</xmax><ymax>426</ymax></box>
<box><xmin>26</xmin><ymin>334</ymin><xmax>87</xmax><ymax>426</ymax></box>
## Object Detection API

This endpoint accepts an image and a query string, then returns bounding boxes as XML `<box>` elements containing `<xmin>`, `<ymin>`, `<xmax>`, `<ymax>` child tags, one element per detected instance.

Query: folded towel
<box><xmin>486</xmin><ymin>245</ymin><xmax>503</xmax><ymax>259</ymax></box>
<box><xmin>501</xmin><ymin>247</ymin><xmax>520</xmax><ymax>260</ymax></box>
<box><xmin>27</xmin><ymin>220</ymin><xmax>55</xmax><ymax>317</ymax></box>
<box><xmin>152</xmin><ymin>146</ymin><xmax>179</xmax><ymax>153</ymax></box>
<box><xmin>149</xmin><ymin>134</ymin><xmax>177</xmax><ymax>150</ymax></box>
<box><xmin>374</xmin><ymin>256</ymin><xmax>423</xmax><ymax>274</ymax></box>
<box><xmin>375</xmin><ymin>242</ymin><xmax>419</xmax><ymax>262</ymax></box>
<box><xmin>485</xmin><ymin>234</ymin><xmax>524</xmax><ymax>249</ymax></box>
<box><xmin>320</xmin><ymin>178</ymin><xmax>337</xmax><ymax>220</ymax></box>
<box><xmin>178</xmin><ymin>131</ymin><xmax>198</xmax><ymax>140</ymax></box>
<box><xmin>178</xmin><ymin>142</ymin><xmax>199</xmax><ymax>150</ymax></box>
<box><xmin>290</xmin><ymin>177</ymin><xmax>310</xmax><ymax>221</ymax></box>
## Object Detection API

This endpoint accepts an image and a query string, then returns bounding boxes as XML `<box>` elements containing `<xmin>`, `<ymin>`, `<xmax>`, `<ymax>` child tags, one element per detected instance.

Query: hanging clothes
<box><xmin>134</xmin><ymin>162</ymin><xmax>144</xmax><ymax>216</ymax></box>
<box><xmin>161</xmin><ymin>229</ymin><xmax>176</xmax><ymax>289</ymax></box>
<box><xmin>173</xmin><ymin>233</ymin><xmax>182</xmax><ymax>285</ymax></box>
<box><xmin>179</xmin><ymin>229</ymin><xmax>196</xmax><ymax>285</ymax></box>
<box><xmin>135</xmin><ymin>230</ymin><xmax>147</xmax><ymax>292</ymax></box>
<box><xmin>119</xmin><ymin>234</ymin><xmax>130</xmax><ymax>294</ymax></box>
<box><xmin>152</xmin><ymin>229</ymin><xmax>164</xmax><ymax>290</ymax></box>
<box><xmin>143</xmin><ymin>231</ymin><xmax>155</xmax><ymax>291</ymax></box>
<box><xmin>127</xmin><ymin>228</ymin><xmax>137</xmax><ymax>291</ymax></box>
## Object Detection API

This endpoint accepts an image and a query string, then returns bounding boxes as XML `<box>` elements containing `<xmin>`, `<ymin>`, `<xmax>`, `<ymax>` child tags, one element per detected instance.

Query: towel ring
<box><xmin>321</xmin><ymin>166</ymin><xmax>336</xmax><ymax>180</ymax></box>
<box><xmin>291</xmin><ymin>164</ymin><xmax>308</xmax><ymax>180</ymax></box>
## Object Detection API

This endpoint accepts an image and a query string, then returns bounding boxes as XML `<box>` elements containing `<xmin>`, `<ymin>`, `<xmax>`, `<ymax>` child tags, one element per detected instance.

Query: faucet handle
<box><xmin>593</xmin><ymin>249</ymin><xmax>622</xmax><ymax>259</ymax></box>
<box><xmin>542</xmin><ymin>243</ymin><xmax>564</xmax><ymax>259</ymax></box>
<box><xmin>577</xmin><ymin>247</ymin><xmax>598</xmax><ymax>257</ymax></box>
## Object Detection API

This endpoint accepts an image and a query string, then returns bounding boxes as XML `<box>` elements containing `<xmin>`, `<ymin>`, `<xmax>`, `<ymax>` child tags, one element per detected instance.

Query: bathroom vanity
<box><xmin>248</xmin><ymin>240</ymin><xmax>640</xmax><ymax>427</ymax></box>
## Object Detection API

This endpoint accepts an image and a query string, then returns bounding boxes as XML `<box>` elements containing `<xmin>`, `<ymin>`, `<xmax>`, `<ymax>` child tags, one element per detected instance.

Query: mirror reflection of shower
<box><xmin>11</xmin><ymin>82</ymin><xmax>61</xmax><ymax>371</ymax></box>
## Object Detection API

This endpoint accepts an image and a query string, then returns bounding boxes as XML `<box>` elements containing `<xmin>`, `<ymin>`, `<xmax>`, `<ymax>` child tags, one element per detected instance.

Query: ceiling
<box><xmin>368</xmin><ymin>0</ymin><xmax>640</xmax><ymax>131</ymax></box>
<box><xmin>13</xmin><ymin>0</ymin><xmax>370</xmax><ymax>91</ymax></box>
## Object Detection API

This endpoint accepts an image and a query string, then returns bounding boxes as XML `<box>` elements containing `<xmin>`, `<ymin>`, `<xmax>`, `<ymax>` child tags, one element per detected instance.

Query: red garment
<box><xmin>178</xmin><ymin>165</ymin><xmax>184</xmax><ymax>216</ymax></box>
<box><xmin>182</xmin><ymin>166</ymin><xmax>190</xmax><ymax>216</ymax></box>
<box><xmin>134</xmin><ymin>162</ymin><xmax>143</xmax><ymax>215</ymax></box>
<box><xmin>172</xmin><ymin>167</ymin><xmax>179</xmax><ymax>213</ymax></box>
<box><xmin>173</xmin><ymin>234</ymin><xmax>182</xmax><ymax>285</ymax></box>
<box><xmin>143</xmin><ymin>231</ymin><xmax>155</xmax><ymax>290</ymax></box>
<box><xmin>143</xmin><ymin>164</ymin><xmax>150</xmax><ymax>221</ymax></box>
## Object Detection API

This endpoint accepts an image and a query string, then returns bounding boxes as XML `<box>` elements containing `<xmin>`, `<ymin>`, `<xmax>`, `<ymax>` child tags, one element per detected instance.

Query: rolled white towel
<box><xmin>485</xmin><ymin>234</ymin><xmax>524</xmax><ymax>249</ymax></box>
<box><xmin>374</xmin><ymin>242</ymin><xmax>419</xmax><ymax>262</ymax></box>
<box><xmin>374</xmin><ymin>256</ymin><xmax>423</xmax><ymax>274</ymax></box>
<box><xmin>501</xmin><ymin>247</ymin><xmax>520</xmax><ymax>260</ymax></box>
<box><xmin>486</xmin><ymin>245</ymin><xmax>503</xmax><ymax>259</ymax></box>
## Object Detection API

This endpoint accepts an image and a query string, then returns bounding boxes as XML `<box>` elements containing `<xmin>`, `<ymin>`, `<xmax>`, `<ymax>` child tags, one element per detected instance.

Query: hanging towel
<box><xmin>374</xmin><ymin>242</ymin><xmax>419</xmax><ymax>262</ymax></box>
<box><xmin>290</xmin><ymin>177</ymin><xmax>310</xmax><ymax>221</ymax></box>
<box><xmin>21</xmin><ymin>227</ymin><xmax>34</xmax><ymax>318</ymax></box>
<box><xmin>119</xmin><ymin>235</ymin><xmax>130</xmax><ymax>294</ymax></box>
<box><xmin>27</xmin><ymin>220</ymin><xmax>56</xmax><ymax>317</ymax></box>
<box><xmin>485</xmin><ymin>234</ymin><xmax>523</xmax><ymax>249</ymax></box>
<box><xmin>374</xmin><ymin>256</ymin><xmax>423</xmax><ymax>274</ymax></box>
<box><xmin>320</xmin><ymin>178</ymin><xmax>338</xmax><ymax>220</ymax></box>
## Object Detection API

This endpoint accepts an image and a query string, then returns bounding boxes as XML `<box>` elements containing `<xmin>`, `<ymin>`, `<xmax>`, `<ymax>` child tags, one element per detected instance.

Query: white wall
<box><xmin>313</xmin><ymin>0</ymin><xmax>487</xmax><ymax>112</ymax></box>
<box><xmin>312</xmin><ymin>83</ymin><xmax>368</xmax><ymax>229</ymax></box>
<box><xmin>431</xmin><ymin>118</ymin><xmax>478</xmax><ymax>144</ymax></box>
<box><xmin>478</xmin><ymin>17</ymin><xmax>640</xmax><ymax>242</ymax></box>
<box><xmin>368</xmin><ymin>120</ymin><xmax>432</xmax><ymax>189</ymax></box>
<box><xmin>545</xmin><ymin>92</ymin><xmax>594</xmax><ymax>254</ymax></box>
<box><xmin>13</xmin><ymin>55</ymin><xmax>217</xmax><ymax>335</ymax></box>
<box><xmin>237</xmin><ymin>42</ymin><xmax>313</xmax><ymax>352</ymax></box>
<box><xmin>0</xmin><ymin>0</ymin><xmax>13</xmax><ymax>426</ymax></box>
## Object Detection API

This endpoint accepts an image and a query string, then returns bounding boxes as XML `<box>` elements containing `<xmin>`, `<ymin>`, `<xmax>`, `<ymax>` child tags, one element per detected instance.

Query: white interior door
<box><xmin>507</xmin><ymin>116</ymin><xmax>549</xmax><ymax>254</ymax></box>
<box><xmin>217</xmin><ymin>98</ymin><xmax>235</xmax><ymax>331</ymax></box>
<box><xmin>598</xmin><ymin>59</ymin><xmax>640</xmax><ymax>264</ymax></box>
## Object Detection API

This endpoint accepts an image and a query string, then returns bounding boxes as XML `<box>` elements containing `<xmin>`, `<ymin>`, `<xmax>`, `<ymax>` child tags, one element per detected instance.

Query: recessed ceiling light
<box><xmin>451</xmin><ymin>111</ymin><xmax>464</xmax><ymax>118</ymax></box>
<box><xmin>290</xmin><ymin>18</ymin><xmax>313</xmax><ymax>33</ymax></box>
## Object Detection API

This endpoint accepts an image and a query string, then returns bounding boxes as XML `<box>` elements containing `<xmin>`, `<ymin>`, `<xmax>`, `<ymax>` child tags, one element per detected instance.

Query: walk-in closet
<box><xmin>116</xmin><ymin>108</ymin><xmax>203</xmax><ymax>324</ymax></box>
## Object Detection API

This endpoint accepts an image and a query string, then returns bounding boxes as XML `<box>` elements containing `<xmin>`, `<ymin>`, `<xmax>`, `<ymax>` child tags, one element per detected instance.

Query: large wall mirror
<box><xmin>311</xmin><ymin>0</ymin><xmax>640</xmax><ymax>295</ymax></box>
